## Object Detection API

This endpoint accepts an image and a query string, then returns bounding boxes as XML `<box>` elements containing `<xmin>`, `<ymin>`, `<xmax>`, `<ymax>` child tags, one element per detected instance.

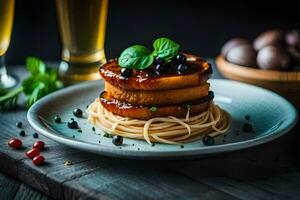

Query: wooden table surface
<box><xmin>1</xmin><ymin>61</ymin><xmax>300</xmax><ymax>200</ymax></box>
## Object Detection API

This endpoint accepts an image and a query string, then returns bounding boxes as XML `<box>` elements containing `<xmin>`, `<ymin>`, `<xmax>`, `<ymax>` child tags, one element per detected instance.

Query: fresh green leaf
<box><xmin>149</xmin><ymin>106</ymin><xmax>157</xmax><ymax>112</ymax></box>
<box><xmin>0</xmin><ymin>56</ymin><xmax>63</xmax><ymax>110</ymax></box>
<box><xmin>118</xmin><ymin>45</ymin><xmax>154</xmax><ymax>69</ymax></box>
<box><xmin>152</xmin><ymin>37</ymin><xmax>180</xmax><ymax>61</ymax></box>
<box><xmin>0</xmin><ymin>87</ymin><xmax>23</xmax><ymax>110</ymax></box>
<box><xmin>117</xmin><ymin>37</ymin><xmax>181</xmax><ymax>70</ymax></box>
<box><xmin>26</xmin><ymin>57</ymin><xmax>46</xmax><ymax>75</ymax></box>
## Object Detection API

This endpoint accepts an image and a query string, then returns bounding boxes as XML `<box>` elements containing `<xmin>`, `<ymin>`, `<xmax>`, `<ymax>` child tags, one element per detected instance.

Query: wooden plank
<box><xmin>13</xmin><ymin>183</ymin><xmax>51</xmax><ymax>200</ymax></box>
<box><xmin>0</xmin><ymin>173</ymin><xmax>21</xmax><ymax>200</ymax></box>
<box><xmin>194</xmin><ymin>177</ymin><xmax>280</xmax><ymax>200</ymax></box>
<box><xmin>247</xmin><ymin>173</ymin><xmax>300</xmax><ymax>199</ymax></box>
<box><xmin>62</xmin><ymin>165</ymin><xmax>240</xmax><ymax>200</ymax></box>
<box><xmin>0</xmin><ymin>65</ymin><xmax>299</xmax><ymax>200</ymax></box>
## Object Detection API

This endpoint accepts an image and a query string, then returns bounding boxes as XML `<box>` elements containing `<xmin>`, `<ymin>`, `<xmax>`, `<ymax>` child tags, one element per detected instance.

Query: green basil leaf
<box><xmin>26</xmin><ymin>57</ymin><xmax>46</xmax><ymax>75</ymax></box>
<box><xmin>118</xmin><ymin>45</ymin><xmax>154</xmax><ymax>69</ymax></box>
<box><xmin>152</xmin><ymin>37</ymin><xmax>180</xmax><ymax>61</ymax></box>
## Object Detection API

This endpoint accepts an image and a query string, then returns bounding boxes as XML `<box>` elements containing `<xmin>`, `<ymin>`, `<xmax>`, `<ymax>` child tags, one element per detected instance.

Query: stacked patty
<box><xmin>99</xmin><ymin>54</ymin><xmax>213</xmax><ymax>120</ymax></box>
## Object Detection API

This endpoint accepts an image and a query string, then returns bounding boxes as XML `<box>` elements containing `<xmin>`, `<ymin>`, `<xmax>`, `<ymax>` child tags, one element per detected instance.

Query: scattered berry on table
<box><xmin>32</xmin><ymin>155</ymin><xmax>45</xmax><ymax>165</ymax></box>
<box><xmin>19</xmin><ymin>130</ymin><xmax>26</xmax><ymax>137</ymax></box>
<box><xmin>33</xmin><ymin>141</ymin><xmax>45</xmax><ymax>150</ymax></box>
<box><xmin>8</xmin><ymin>138</ymin><xmax>22</xmax><ymax>149</ymax></box>
<box><xmin>16</xmin><ymin>121</ymin><xmax>22</xmax><ymax>128</ymax></box>
<box><xmin>33</xmin><ymin>132</ymin><xmax>39</xmax><ymax>138</ymax></box>
<box><xmin>26</xmin><ymin>148</ymin><xmax>40</xmax><ymax>159</ymax></box>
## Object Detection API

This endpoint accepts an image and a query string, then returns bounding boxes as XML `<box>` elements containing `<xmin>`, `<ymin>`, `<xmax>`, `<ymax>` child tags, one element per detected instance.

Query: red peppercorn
<box><xmin>33</xmin><ymin>141</ymin><xmax>45</xmax><ymax>150</ymax></box>
<box><xmin>8</xmin><ymin>138</ymin><xmax>22</xmax><ymax>149</ymax></box>
<box><xmin>32</xmin><ymin>155</ymin><xmax>45</xmax><ymax>165</ymax></box>
<box><xmin>26</xmin><ymin>148</ymin><xmax>40</xmax><ymax>159</ymax></box>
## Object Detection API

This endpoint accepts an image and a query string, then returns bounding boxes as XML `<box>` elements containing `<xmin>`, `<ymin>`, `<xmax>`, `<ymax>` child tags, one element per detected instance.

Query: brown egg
<box><xmin>226</xmin><ymin>44</ymin><xmax>257</xmax><ymax>67</ymax></box>
<box><xmin>221</xmin><ymin>38</ymin><xmax>250</xmax><ymax>57</ymax></box>
<box><xmin>253</xmin><ymin>29</ymin><xmax>283</xmax><ymax>51</ymax></box>
<box><xmin>257</xmin><ymin>46</ymin><xmax>290</xmax><ymax>70</ymax></box>
<box><xmin>286</xmin><ymin>30</ymin><xmax>300</xmax><ymax>48</ymax></box>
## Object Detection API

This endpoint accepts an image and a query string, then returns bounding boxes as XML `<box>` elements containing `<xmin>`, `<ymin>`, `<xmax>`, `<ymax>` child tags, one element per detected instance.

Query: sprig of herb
<box><xmin>0</xmin><ymin>57</ymin><xmax>63</xmax><ymax>110</ymax></box>
<box><xmin>118</xmin><ymin>37</ymin><xmax>180</xmax><ymax>70</ymax></box>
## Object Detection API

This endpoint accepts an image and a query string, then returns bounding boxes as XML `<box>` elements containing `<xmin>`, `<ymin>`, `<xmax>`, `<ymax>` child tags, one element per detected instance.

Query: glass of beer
<box><xmin>55</xmin><ymin>0</ymin><xmax>109</xmax><ymax>84</ymax></box>
<box><xmin>0</xmin><ymin>0</ymin><xmax>16</xmax><ymax>88</ymax></box>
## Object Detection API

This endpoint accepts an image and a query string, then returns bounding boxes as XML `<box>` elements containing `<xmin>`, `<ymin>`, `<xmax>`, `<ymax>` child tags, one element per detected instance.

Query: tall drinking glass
<box><xmin>0</xmin><ymin>0</ymin><xmax>16</xmax><ymax>88</ymax></box>
<box><xmin>55</xmin><ymin>0</ymin><xmax>109</xmax><ymax>84</ymax></box>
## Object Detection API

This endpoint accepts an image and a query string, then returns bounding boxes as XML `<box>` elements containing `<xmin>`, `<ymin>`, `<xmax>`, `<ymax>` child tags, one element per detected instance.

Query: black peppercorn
<box><xmin>242</xmin><ymin>123</ymin><xmax>253</xmax><ymax>133</ymax></box>
<box><xmin>112</xmin><ymin>135</ymin><xmax>123</xmax><ymax>146</ymax></box>
<box><xmin>16</xmin><ymin>121</ymin><xmax>22</xmax><ymax>128</ymax></box>
<box><xmin>67</xmin><ymin>119</ymin><xmax>78</xmax><ymax>129</ymax></box>
<box><xmin>54</xmin><ymin>115</ymin><xmax>61</xmax><ymax>123</ymax></box>
<box><xmin>73</xmin><ymin>108</ymin><xmax>83</xmax><ymax>117</ymax></box>
<box><xmin>202</xmin><ymin>136</ymin><xmax>215</xmax><ymax>146</ymax></box>
<box><xmin>19</xmin><ymin>130</ymin><xmax>25</xmax><ymax>137</ymax></box>
<box><xmin>33</xmin><ymin>132</ymin><xmax>39</xmax><ymax>138</ymax></box>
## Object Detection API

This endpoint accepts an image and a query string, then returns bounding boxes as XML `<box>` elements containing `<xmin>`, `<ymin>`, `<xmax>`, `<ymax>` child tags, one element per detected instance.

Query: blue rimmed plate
<box><xmin>27</xmin><ymin>79</ymin><xmax>298</xmax><ymax>159</ymax></box>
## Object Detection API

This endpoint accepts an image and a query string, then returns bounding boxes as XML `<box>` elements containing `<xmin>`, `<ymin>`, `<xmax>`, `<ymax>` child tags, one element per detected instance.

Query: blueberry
<box><xmin>202</xmin><ymin>136</ymin><xmax>215</xmax><ymax>146</ymax></box>
<box><xmin>154</xmin><ymin>57</ymin><xmax>165</xmax><ymax>65</ymax></box>
<box><xmin>73</xmin><ymin>108</ymin><xmax>83</xmax><ymax>117</ymax></box>
<box><xmin>54</xmin><ymin>115</ymin><xmax>61</xmax><ymax>123</ymax></box>
<box><xmin>33</xmin><ymin>132</ymin><xmax>39</xmax><ymax>138</ymax></box>
<box><xmin>19</xmin><ymin>130</ymin><xmax>25</xmax><ymax>137</ymax></box>
<box><xmin>16</xmin><ymin>121</ymin><xmax>22</xmax><ymax>128</ymax></box>
<box><xmin>112</xmin><ymin>135</ymin><xmax>123</xmax><ymax>146</ymax></box>
<box><xmin>67</xmin><ymin>119</ymin><xmax>78</xmax><ymax>129</ymax></box>
<box><xmin>177</xmin><ymin>64</ymin><xmax>188</xmax><ymax>74</ymax></box>
<box><xmin>120</xmin><ymin>68</ymin><xmax>133</xmax><ymax>78</ymax></box>
<box><xmin>175</xmin><ymin>54</ymin><xmax>187</xmax><ymax>64</ymax></box>
<box><xmin>242</xmin><ymin>123</ymin><xmax>253</xmax><ymax>133</ymax></box>
<box><xmin>155</xmin><ymin>64</ymin><xmax>168</xmax><ymax>75</ymax></box>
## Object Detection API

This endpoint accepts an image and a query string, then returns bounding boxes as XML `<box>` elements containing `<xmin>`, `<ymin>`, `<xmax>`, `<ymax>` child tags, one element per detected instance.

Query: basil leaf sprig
<box><xmin>152</xmin><ymin>38</ymin><xmax>180</xmax><ymax>61</ymax></box>
<box><xmin>118</xmin><ymin>45</ymin><xmax>154</xmax><ymax>70</ymax></box>
<box><xmin>0</xmin><ymin>57</ymin><xmax>63</xmax><ymax>110</ymax></box>
<box><xmin>118</xmin><ymin>37</ymin><xmax>180</xmax><ymax>70</ymax></box>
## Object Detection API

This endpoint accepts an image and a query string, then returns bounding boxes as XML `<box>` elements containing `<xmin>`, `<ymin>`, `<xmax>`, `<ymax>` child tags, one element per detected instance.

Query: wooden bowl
<box><xmin>216</xmin><ymin>55</ymin><xmax>300</xmax><ymax>109</ymax></box>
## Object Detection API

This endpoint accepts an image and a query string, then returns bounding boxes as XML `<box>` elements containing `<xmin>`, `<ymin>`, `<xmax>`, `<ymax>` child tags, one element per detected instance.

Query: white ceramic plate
<box><xmin>27</xmin><ymin>79</ymin><xmax>298</xmax><ymax>159</ymax></box>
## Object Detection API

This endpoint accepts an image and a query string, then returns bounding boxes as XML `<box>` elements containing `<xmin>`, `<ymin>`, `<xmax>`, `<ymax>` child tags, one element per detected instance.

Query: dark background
<box><xmin>5</xmin><ymin>0</ymin><xmax>300</xmax><ymax>65</ymax></box>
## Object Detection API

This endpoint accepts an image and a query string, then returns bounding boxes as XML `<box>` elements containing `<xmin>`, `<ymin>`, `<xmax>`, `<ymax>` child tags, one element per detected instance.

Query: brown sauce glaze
<box><xmin>99</xmin><ymin>91</ymin><xmax>214</xmax><ymax>120</ymax></box>
<box><xmin>99</xmin><ymin>54</ymin><xmax>212</xmax><ymax>90</ymax></box>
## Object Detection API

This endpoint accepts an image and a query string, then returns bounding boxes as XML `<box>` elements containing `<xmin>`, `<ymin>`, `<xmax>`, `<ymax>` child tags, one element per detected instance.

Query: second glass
<box><xmin>55</xmin><ymin>0</ymin><xmax>109</xmax><ymax>84</ymax></box>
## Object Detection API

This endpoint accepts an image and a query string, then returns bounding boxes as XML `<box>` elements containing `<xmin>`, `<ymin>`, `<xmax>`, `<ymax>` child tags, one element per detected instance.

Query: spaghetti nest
<box><xmin>87</xmin><ymin>98</ymin><xmax>230</xmax><ymax>145</ymax></box>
